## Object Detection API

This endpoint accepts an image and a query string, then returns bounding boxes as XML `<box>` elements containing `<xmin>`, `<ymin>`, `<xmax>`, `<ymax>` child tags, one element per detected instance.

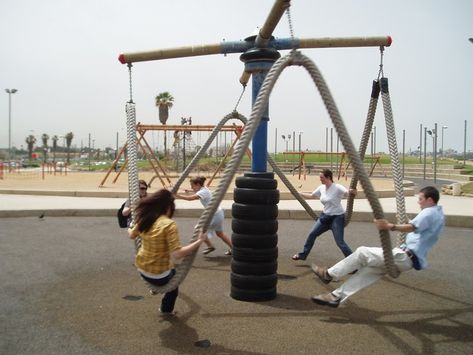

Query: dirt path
<box><xmin>0</xmin><ymin>170</ymin><xmax>397</xmax><ymax>194</ymax></box>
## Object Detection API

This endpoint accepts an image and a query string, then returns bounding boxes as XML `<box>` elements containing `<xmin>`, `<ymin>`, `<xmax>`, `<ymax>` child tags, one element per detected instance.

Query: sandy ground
<box><xmin>0</xmin><ymin>169</ymin><xmax>397</xmax><ymax>194</ymax></box>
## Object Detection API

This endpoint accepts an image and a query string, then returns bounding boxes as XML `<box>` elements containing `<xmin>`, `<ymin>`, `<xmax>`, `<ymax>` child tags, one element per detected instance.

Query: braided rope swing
<box><xmin>132</xmin><ymin>109</ymin><xmax>316</xmax><ymax>294</ymax></box>
<box><xmin>171</xmin><ymin>112</ymin><xmax>318</xmax><ymax>221</ymax></box>
<box><xmin>274</xmin><ymin>50</ymin><xmax>400</xmax><ymax>277</ymax></box>
<box><xmin>380</xmin><ymin>77</ymin><xmax>408</xmax><ymax>245</ymax></box>
<box><xmin>344</xmin><ymin>77</ymin><xmax>407</xmax><ymax>246</ymax></box>
<box><xmin>125</xmin><ymin>101</ymin><xmax>142</xmax><ymax>251</ymax></box>
<box><xmin>344</xmin><ymin>81</ymin><xmax>380</xmax><ymax>226</ymax></box>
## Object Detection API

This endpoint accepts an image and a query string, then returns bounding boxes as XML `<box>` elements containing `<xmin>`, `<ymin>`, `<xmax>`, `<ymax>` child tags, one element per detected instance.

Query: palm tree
<box><xmin>155</xmin><ymin>92</ymin><xmax>174</xmax><ymax>157</ymax></box>
<box><xmin>41</xmin><ymin>133</ymin><xmax>49</xmax><ymax>162</ymax></box>
<box><xmin>52</xmin><ymin>135</ymin><xmax>58</xmax><ymax>162</ymax></box>
<box><xmin>65</xmin><ymin>132</ymin><xmax>74</xmax><ymax>164</ymax></box>
<box><xmin>25</xmin><ymin>135</ymin><xmax>36</xmax><ymax>162</ymax></box>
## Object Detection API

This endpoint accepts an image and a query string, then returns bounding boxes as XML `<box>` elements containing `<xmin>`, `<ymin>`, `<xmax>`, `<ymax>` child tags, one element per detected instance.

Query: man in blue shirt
<box><xmin>311</xmin><ymin>186</ymin><xmax>445</xmax><ymax>308</ymax></box>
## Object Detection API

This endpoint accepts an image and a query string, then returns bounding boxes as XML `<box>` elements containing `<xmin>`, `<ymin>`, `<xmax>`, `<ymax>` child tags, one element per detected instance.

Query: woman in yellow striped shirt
<box><xmin>129</xmin><ymin>189</ymin><xmax>207</xmax><ymax>315</ymax></box>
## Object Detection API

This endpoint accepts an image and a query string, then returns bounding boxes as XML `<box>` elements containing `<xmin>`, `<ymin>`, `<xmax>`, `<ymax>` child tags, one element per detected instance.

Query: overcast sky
<box><xmin>1</xmin><ymin>0</ymin><xmax>472</xmax><ymax>156</ymax></box>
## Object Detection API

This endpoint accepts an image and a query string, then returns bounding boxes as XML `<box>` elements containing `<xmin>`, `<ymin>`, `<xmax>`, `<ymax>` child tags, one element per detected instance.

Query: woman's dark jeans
<box><xmin>141</xmin><ymin>269</ymin><xmax>178</xmax><ymax>313</ymax></box>
<box><xmin>299</xmin><ymin>213</ymin><xmax>352</xmax><ymax>258</ymax></box>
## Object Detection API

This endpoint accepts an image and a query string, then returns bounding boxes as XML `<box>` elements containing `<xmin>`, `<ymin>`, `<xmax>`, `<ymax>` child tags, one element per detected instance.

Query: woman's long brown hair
<box><xmin>134</xmin><ymin>189</ymin><xmax>175</xmax><ymax>233</ymax></box>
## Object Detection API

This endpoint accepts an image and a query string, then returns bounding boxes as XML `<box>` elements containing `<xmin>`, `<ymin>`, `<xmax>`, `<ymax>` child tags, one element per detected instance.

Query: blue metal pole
<box><xmin>249</xmin><ymin>61</ymin><xmax>271</xmax><ymax>172</ymax></box>
<box><xmin>240</xmin><ymin>47</ymin><xmax>280</xmax><ymax>172</ymax></box>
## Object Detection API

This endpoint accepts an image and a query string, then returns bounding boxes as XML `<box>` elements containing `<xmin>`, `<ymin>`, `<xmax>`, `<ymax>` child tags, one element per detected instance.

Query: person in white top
<box><xmin>176</xmin><ymin>176</ymin><xmax>232</xmax><ymax>256</ymax></box>
<box><xmin>292</xmin><ymin>169</ymin><xmax>357</xmax><ymax>261</ymax></box>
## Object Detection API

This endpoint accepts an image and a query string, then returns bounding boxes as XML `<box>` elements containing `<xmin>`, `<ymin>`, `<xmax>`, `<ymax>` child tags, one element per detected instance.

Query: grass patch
<box><xmin>461</xmin><ymin>166</ymin><xmax>473</xmax><ymax>176</ymax></box>
<box><xmin>462</xmin><ymin>182</ymin><xmax>473</xmax><ymax>194</ymax></box>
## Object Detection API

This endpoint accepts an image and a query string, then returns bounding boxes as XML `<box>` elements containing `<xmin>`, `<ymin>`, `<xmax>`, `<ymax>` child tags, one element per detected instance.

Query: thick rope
<box><xmin>267</xmin><ymin>154</ymin><xmax>318</xmax><ymax>220</ymax></box>
<box><xmin>171</xmin><ymin>111</ymin><xmax>245</xmax><ymax>195</ymax></box>
<box><xmin>145</xmin><ymin>54</ymin><xmax>303</xmax><ymax>293</ymax></box>
<box><xmin>221</xmin><ymin>50</ymin><xmax>399</xmax><ymax>277</ymax></box>
<box><xmin>287</xmin><ymin>51</ymin><xmax>400</xmax><ymax>277</ymax></box>
<box><xmin>134</xmin><ymin>51</ymin><xmax>401</xmax><ymax>293</ymax></box>
<box><xmin>142</xmin><ymin>108</ymin><xmax>316</xmax><ymax>294</ymax></box>
<box><xmin>171</xmin><ymin>112</ymin><xmax>318</xmax><ymax>220</ymax></box>
<box><xmin>345</xmin><ymin>80</ymin><xmax>380</xmax><ymax>226</ymax></box>
<box><xmin>380</xmin><ymin>78</ymin><xmax>408</xmax><ymax>245</ymax></box>
<box><xmin>125</xmin><ymin>102</ymin><xmax>141</xmax><ymax>251</ymax></box>
<box><xmin>141</xmin><ymin>111</ymin><xmax>245</xmax><ymax>294</ymax></box>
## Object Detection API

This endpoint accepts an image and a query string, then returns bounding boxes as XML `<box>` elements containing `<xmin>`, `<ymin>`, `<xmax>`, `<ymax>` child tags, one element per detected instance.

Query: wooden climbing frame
<box><xmin>99</xmin><ymin>122</ymin><xmax>246</xmax><ymax>188</ymax></box>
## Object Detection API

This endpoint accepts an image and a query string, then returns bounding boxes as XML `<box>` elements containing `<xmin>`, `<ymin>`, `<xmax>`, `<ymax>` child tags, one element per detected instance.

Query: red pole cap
<box><xmin>386</xmin><ymin>36</ymin><xmax>393</xmax><ymax>47</ymax></box>
<box><xmin>118</xmin><ymin>54</ymin><xmax>126</xmax><ymax>64</ymax></box>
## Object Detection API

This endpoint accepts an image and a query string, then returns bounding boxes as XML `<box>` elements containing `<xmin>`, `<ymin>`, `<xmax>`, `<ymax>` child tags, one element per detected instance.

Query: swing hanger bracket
<box><xmin>377</xmin><ymin>46</ymin><xmax>385</xmax><ymax>80</ymax></box>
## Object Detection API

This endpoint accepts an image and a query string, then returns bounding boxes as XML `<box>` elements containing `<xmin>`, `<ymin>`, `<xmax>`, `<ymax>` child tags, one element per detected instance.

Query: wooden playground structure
<box><xmin>283</xmin><ymin>151</ymin><xmax>386</xmax><ymax>180</ymax></box>
<box><xmin>99</xmin><ymin>122</ymin><xmax>247</xmax><ymax>188</ymax></box>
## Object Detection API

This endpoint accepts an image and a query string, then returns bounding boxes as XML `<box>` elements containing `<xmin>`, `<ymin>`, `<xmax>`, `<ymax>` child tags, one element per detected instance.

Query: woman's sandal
<box><xmin>292</xmin><ymin>254</ymin><xmax>306</xmax><ymax>261</ymax></box>
<box><xmin>202</xmin><ymin>247</ymin><xmax>216</xmax><ymax>255</ymax></box>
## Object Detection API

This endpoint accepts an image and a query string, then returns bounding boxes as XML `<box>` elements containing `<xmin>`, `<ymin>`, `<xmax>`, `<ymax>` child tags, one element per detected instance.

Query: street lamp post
<box><xmin>281</xmin><ymin>134</ymin><xmax>289</xmax><ymax>153</ymax></box>
<box><xmin>441</xmin><ymin>125</ymin><xmax>448</xmax><ymax>157</ymax></box>
<box><xmin>427</xmin><ymin>124</ymin><xmax>438</xmax><ymax>183</ymax></box>
<box><xmin>5</xmin><ymin>89</ymin><xmax>18</xmax><ymax>159</ymax></box>
<box><xmin>298</xmin><ymin>132</ymin><xmax>303</xmax><ymax>152</ymax></box>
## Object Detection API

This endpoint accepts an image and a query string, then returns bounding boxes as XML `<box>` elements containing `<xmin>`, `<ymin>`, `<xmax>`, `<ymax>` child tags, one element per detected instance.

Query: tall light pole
<box><xmin>5</xmin><ymin>88</ymin><xmax>18</xmax><ymax>159</ymax></box>
<box><xmin>427</xmin><ymin>124</ymin><xmax>438</xmax><ymax>183</ymax></box>
<box><xmin>298</xmin><ymin>132</ymin><xmax>303</xmax><ymax>152</ymax></box>
<box><xmin>281</xmin><ymin>134</ymin><xmax>288</xmax><ymax>153</ymax></box>
<box><xmin>441</xmin><ymin>125</ymin><xmax>448</xmax><ymax>157</ymax></box>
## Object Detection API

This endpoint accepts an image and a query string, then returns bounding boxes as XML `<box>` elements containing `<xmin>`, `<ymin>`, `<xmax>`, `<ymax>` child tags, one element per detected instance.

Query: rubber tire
<box><xmin>232</xmin><ymin>218</ymin><xmax>278</xmax><ymax>235</ymax></box>
<box><xmin>243</xmin><ymin>172</ymin><xmax>274</xmax><ymax>179</ymax></box>
<box><xmin>231</xmin><ymin>260</ymin><xmax>277</xmax><ymax>275</ymax></box>
<box><xmin>232</xmin><ymin>203</ymin><xmax>278</xmax><ymax>220</ymax></box>
<box><xmin>235</xmin><ymin>176</ymin><xmax>277</xmax><ymax>190</ymax></box>
<box><xmin>231</xmin><ymin>285</ymin><xmax>276</xmax><ymax>302</ymax></box>
<box><xmin>232</xmin><ymin>247</ymin><xmax>278</xmax><ymax>263</ymax></box>
<box><xmin>232</xmin><ymin>233</ymin><xmax>278</xmax><ymax>249</ymax></box>
<box><xmin>231</xmin><ymin>272</ymin><xmax>277</xmax><ymax>290</ymax></box>
<box><xmin>233</xmin><ymin>187</ymin><xmax>279</xmax><ymax>205</ymax></box>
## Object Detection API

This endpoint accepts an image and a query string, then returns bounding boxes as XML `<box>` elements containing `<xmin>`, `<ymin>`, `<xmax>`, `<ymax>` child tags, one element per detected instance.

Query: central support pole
<box><xmin>240</xmin><ymin>47</ymin><xmax>280</xmax><ymax>172</ymax></box>
<box><xmin>231</xmin><ymin>43</ymin><xmax>281</xmax><ymax>302</ymax></box>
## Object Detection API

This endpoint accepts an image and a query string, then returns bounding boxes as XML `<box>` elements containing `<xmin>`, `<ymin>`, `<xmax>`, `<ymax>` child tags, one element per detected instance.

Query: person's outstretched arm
<box><xmin>374</xmin><ymin>219</ymin><xmax>415</xmax><ymax>233</ymax></box>
<box><xmin>171</xmin><ymin>232</ymin><xmax>207</xmax><ymax>260</ymax></box>
<box><xmin>175</xmin><ymin>190</ymin><xmax>200</xmax><ymax>201</ymax></box>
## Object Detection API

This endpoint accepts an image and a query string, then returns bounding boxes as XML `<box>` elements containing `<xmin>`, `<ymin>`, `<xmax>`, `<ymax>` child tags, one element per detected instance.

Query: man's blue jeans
<box><xmin>299</xmin><ymin>213</ymin><xmax>352</xmax><ymax>258</ymax></box>
<box><xmin>141</xmin><ymin>269</ymin><xmax>178</xmax><ymax>313</ymax></box>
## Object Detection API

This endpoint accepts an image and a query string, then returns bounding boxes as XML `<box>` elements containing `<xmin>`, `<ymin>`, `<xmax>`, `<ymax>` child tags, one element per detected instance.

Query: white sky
<box><xmin>1</xmin><ymin>0</ymin><xmax>472</xmax><ymax>155</ymax></box>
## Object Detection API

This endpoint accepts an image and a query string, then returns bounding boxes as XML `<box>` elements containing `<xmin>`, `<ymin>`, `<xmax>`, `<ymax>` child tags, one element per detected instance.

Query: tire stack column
<box><xmin>230</xmin><ymin>172</ymin><xmax>279</xmax><ymax>301</ymax></box>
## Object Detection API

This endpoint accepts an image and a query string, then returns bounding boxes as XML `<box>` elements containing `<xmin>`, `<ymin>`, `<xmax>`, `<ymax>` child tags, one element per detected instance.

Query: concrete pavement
<box><xmin>1</xmin><ymin>192</ymin><xmax>472</xmax><ymax>227</ymax></box>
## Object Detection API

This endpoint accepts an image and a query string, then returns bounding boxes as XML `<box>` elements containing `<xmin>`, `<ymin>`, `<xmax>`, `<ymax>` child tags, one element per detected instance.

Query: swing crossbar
<box><xmin>136</xmin><ymin>124</ymin><xmax>243</xmax><ymax>132</ymax></box>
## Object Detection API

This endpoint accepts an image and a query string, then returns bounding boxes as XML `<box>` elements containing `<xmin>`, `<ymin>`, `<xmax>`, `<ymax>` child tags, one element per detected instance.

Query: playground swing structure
<box><xmin>343</xmin><ymin>46</ymin><xmax>408</xmax><ymax>241</ymax></box>
<box><xmin>120</xmin><ymin>1</ymin><xmax>408</xmax><ymax>295</ymax></box>
<box><xmin>337</xmin><ymin>152</ymin><xmax>387</xmax><ymax>180</ymax></box>
<box><xmin>99</xmin><ymin>117</ymin><xmax>248</xmax><ymax>189</ymax></box>
<box><xmin>99</xmin><ymin>123</ymin><xmax>172</xmax><ymax>188</ymax></box>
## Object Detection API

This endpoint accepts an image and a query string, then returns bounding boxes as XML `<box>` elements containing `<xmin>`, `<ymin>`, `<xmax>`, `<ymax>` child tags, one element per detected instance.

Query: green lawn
<box><xmin>462</xmin><ymin>182</ymin><xmax>473</xmax><ymax>194</ymax></box>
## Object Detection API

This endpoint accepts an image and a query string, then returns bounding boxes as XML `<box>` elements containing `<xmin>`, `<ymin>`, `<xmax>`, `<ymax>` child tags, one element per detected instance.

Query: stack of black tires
<box><xmin>230</xmin><ymin>172</ymin><xmax>279</xmax><ymax>301</ymax></box>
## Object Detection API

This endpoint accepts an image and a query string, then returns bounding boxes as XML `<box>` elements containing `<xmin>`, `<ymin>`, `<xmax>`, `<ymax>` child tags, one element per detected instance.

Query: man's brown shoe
<box><xmin>311</xmin><ymin>264</ymin><xmax>333</xmax><ymax>284</ymax></box>
<box><xmin>311</xmin><ymin>293</ymin><xmax>340</xmax><ymax>308</ymax></box>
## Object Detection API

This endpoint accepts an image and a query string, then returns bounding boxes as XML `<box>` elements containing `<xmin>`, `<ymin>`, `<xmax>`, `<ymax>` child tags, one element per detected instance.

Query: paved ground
<box><xmin>1</xmin><ymin>171</ymin><xmax>472</xmax><ymax>353</ymax></box>
<box><xmin>1</xmin><ymin>216</ymin><xmax>472</xmax><ymax>354</ymax></box>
